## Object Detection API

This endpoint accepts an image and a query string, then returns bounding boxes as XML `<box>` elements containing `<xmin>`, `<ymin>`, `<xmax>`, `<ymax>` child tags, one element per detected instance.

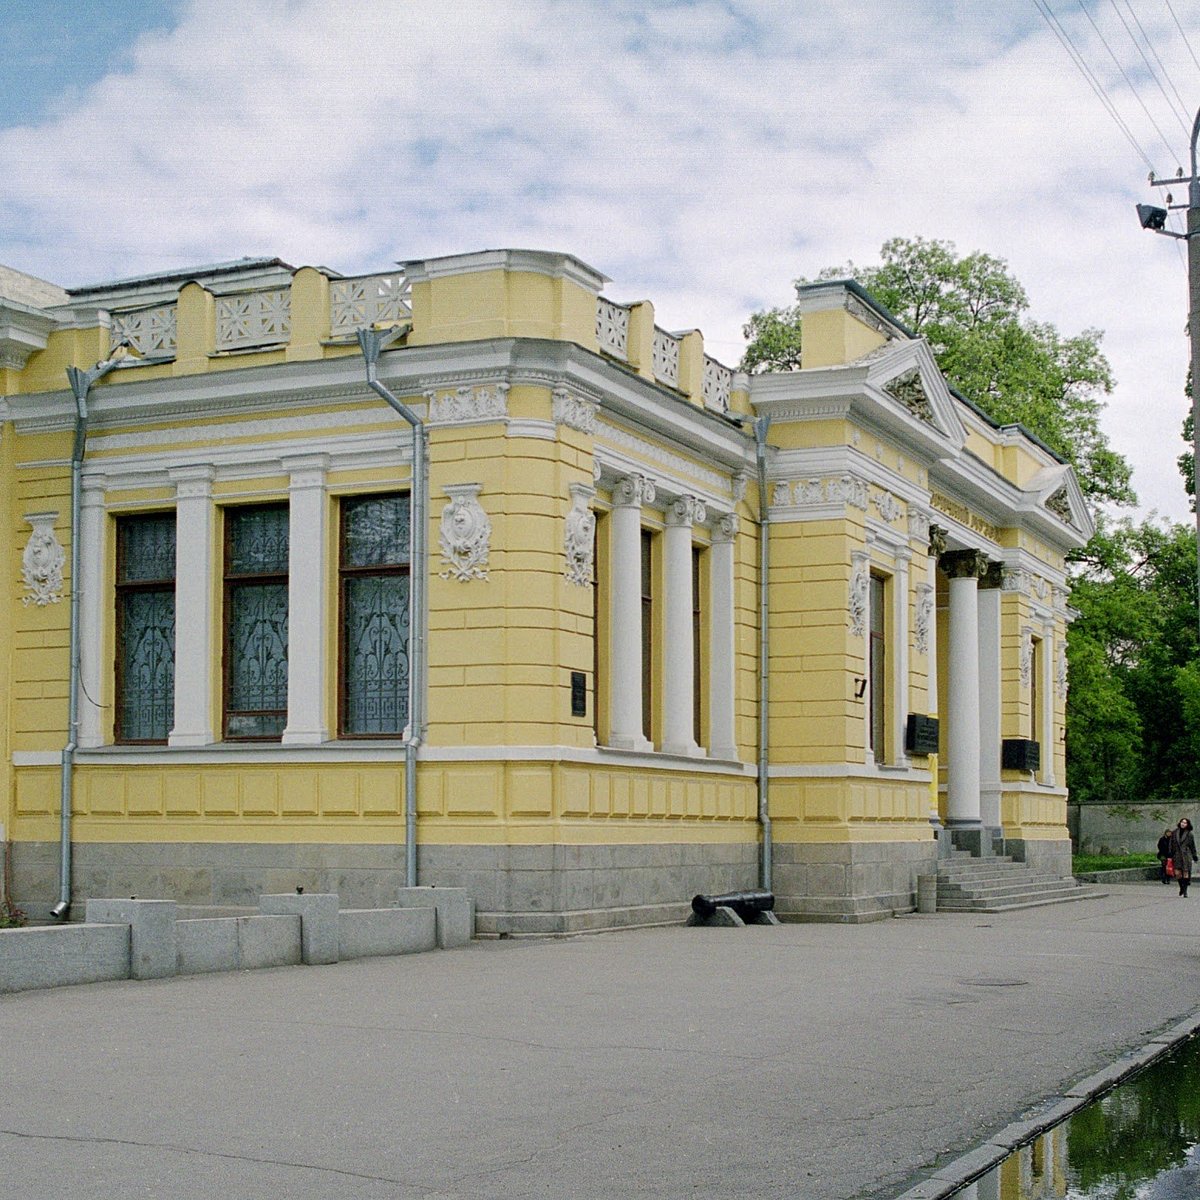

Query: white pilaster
<box><xmin>708</xmin><ymin>514</ymin><xmax>738</xmax><ymax>760</ymax></box>
<box><xmin>77</xmin><ymin>483</ymin><xmax>107</xmax><ymax>748</ymax></box>
<box><xmin>282</xmin><ymin>455</ymin><xmax>329</xmax><ymax>745</ymax></box>
<box><xmin>662</xmin><ymin>494</ymin><xmax>705</xmax><ymax>756</ymax></box>
<box><xmin>892</xmin><ymin>549</ymin><xmax>911</xmax><ymax>767</ymax></box>
<box><xmin>608</xmin><ymin>474</ymin><xmax>654</xmax><ymax>751</ymax></box>
<box><xmin>978</xmin><ymin>582</ymin><xmax>1002</xmax><ymax>831</ymax></box>
<box><xmin>1041</xmin><ymin>620</ymin><xmax>1056</xmax><ymax>786</ymax></box>
<box><xmin>168</xmin><ymin>466</ymin><xmax>215</xmax><ymax>747</ymax></box>
<box><xmin>945</xmin><ymin>554</ymin><xmax>982</xmax><ymax>827</ymax></box>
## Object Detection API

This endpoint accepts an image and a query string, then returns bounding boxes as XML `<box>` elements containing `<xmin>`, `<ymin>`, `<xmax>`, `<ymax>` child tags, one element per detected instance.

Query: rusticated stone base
<box><xmin>771</xmin><ymin>839</ymin><xmax>940</xmax><ymax>923</ymax></box>
<box><xmin>1005</xmin><ymin>837</ymin><xmax>1072</xmax><ymax>878</ymax></box>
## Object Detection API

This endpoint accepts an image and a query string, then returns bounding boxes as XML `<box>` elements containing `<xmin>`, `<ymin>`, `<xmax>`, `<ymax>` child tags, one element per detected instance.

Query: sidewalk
<box><xmin>2</xmin><ymin>883</ymin><xmax>1198</xmax><ymax>1200</ymax></box>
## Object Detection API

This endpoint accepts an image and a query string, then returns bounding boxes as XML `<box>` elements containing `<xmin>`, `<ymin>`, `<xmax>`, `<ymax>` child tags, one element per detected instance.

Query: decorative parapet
<box><xmin>110</xmin><ymin>303</ymin><xmax>177</xmax><ymax>358</ymax></box>
<box><xmin>329</xmin><ymin>272</ymin><xmax>411</xmax><ymax>335</ymax></box>
<box><xmin>596</xmin><ymin>297</ymin><xmax>630</xmax><ymax>360</ymax></box>
<box><xmin>702</xmin><ymin>356</ymin><xmax>732</xmax><ymax>413</ymax></box>
<box><xmin>652</xmin><ymin>327</ymin><xmax>681</xmax><ymax>387</ymax></box>
<box><xmin>21</xmin><ymin>512</ymin><xmax>64</xmax><ymax>607</ymax></box>
<box><xmin>215</xmin><ymin>287</ymin><xmax>291</xmax><ymax>351</ymax></box>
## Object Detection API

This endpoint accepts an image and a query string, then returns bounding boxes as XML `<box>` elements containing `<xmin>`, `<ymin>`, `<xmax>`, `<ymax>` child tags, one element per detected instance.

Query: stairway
<box><xmin>935</xmin><ymin>850</ymin><xmax>1106</xmax><ymax>913</ymax></box>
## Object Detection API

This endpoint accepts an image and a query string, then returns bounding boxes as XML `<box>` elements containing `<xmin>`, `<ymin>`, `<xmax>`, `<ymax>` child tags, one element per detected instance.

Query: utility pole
<box><xmin>1142</xmin><ymin>105</ymin><xmax>1200</xmax><ymax>645</ymax></box>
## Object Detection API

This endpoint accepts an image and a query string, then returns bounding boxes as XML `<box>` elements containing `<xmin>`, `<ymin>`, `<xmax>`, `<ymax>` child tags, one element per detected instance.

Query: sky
<box><xmin>2</xmin><ymin>0</ymin><xmax>1199</xmax><ymax>522</ymax></box>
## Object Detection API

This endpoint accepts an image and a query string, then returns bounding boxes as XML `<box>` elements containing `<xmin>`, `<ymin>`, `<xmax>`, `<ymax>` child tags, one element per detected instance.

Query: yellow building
<box><xmin>0</xmin><ymin>249</ymin><xmax>1088</xmax><ymax>931</ymax></box>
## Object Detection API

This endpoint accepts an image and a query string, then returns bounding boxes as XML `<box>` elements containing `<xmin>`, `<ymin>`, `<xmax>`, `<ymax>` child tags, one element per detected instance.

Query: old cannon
<box><xmin>690</xmin><ymin>889</ymin><xmax>776</xmax><ymax>924</ymax></box>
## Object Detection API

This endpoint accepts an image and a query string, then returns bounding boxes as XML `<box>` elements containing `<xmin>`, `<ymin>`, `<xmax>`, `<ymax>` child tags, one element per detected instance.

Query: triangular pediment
<box><xmin>1024</xmin><ymin>464</ymin><xmax>1094</xmax><ymax>540</ymax></box>
<box><xmin>860</xmin><ymin>340</ymin><xmax>965</xmax><ymax>450</ymax></box>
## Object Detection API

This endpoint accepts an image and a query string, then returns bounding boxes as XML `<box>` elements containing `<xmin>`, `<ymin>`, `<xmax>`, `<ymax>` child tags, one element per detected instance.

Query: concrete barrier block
<box><xmin>238</xmin><ymin>914</ymin><xmax>301</xmax><ymax>969</ymax></box>
<box><xmin>258</xmin><ymin>893</ymin><xmax>338</xmax><ymax>964</ymax></box>
<box><xmin>85</xmin><ymin>898</ymin><xmax>177</xmax><ymax>979</ymax></box>
<box><xmin>339</xmin><ymin>907</ymin><xmax>436</xmax><ymax>960</ymax></box>
<box><xmin>0</xmin><ymin>924</ymin><xmax>130</xmax><ymax>993</ymax></box>
<box><xmin>394</xmin><ymin>887</ymin><xmax>473</xmax><ymax>948</ymax></box>
<box><xmin>177</xmin><ymin>918</ymin><xmax>239</xmax><ymax>975</ymax></box>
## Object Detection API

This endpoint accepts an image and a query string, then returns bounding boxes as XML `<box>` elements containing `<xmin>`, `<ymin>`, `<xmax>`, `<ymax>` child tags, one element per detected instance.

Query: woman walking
<box><xmin>1170</xmin><ymin>818</ymin><xmax>1198</xmax><ymax>897</ymax></box>
<box><xmin>1158</xmin><ymin>827</ymin><xmax>1175</xmax><ymax>884</ymax></box>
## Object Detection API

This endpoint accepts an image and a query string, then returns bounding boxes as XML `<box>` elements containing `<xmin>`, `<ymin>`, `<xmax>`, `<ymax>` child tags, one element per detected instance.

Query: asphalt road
<box><xmin>3</xmin><ymin>883</ymin><xmax>1199</xmax><ymax>1200</ymax></box>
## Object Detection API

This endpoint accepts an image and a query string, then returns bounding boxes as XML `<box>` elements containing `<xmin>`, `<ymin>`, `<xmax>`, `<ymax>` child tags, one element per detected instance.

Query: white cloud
<box><xmin>3</xmin><ymin>0</ymin><xmax>1199</xmax><ymax>518</ymax></box>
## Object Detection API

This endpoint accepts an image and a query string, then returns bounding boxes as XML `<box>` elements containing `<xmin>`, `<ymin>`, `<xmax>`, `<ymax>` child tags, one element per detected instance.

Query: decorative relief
<box><xmin>110</xmin><ymin>304</ymin><xmax>177</xmax><ymax>357</ymax></box>
<box><xmin>771</xmin><ymin>474</ymin><xmax>870</xmax><ymax>511</ymax></box>
<box><xmin>930</xmin><ymin>492</ymin><xmax>1000</xmax><ymax>542</ymax></box>
<box><xmin>1002</xmin><ymin>566</ymin><xmax>1030</xmax><ymax>593</ymax></box>
<box><xmin>427</xmin><ymin>383</ymin><xmax>509</xmax><ymax>425</ymax></box>
<box><xmin>652</xmin><ymin>328</ymin><xmax>681</xmax><ymax>387</ymax></box>
<box><xmin>1056</xmin><ymin>642</ymin><xmax>1069</xmax><ymax>700</ymax></box>
<box><xmin>849</xmin><ymin>552</ymin><xmax>870</xmax><ymax>638</ymax></box>
<box><xmin>1019</xmin><ymin>626</ymin><xmax>1034</xmax><ymax>688</ymax></box>
<box><xmin>613</xmin><ymin>474</ymin><xmax>656</xmax><ymax>508</ymax></box>
<box><xmin>552</xmin><ymin>387</ymin><xmax>598</xmax><ymax>434</ymax></box>
<box><xmin>666</xmin><ymin>494</ymin><xmax>706</xmax><ymax>528</ymax></box>
<box><xmin>21</xmin><ymin>512</ymin><xmax>65</xmax><ymax>607</ymax></box>
<box><xmin>564</xmin><ymin>483</ymin><xmax>596</xmax><ymax>587</ymax></box>
<box><xmin>914</xmin><ymin>584</ymin><xmax>934</xmax><ymax>656</ymax></box>
<box><xmin>215</xmin><ymin>287</ymin><xmax>291</xmax><ymax>350</ymax></box>
<box><xmin>884</xmin><ymin>367</ymin><xmax>935</xmax><ymax>423</ymax></box>
<box><xmin>1046</xmin><ymin>486</ymin><xmax>1072</xmax><ymax>524</ymax></box>
<box><xmin>702</xmin><ymin>356</ymin><xmax>732</xmax><ymax>413</ymax></box>
<box><xmin>439</xmin><ymin>484</ymin><xmax>491</xmax><ymax>582</ymax></box>
<box><xmin>596</xmin><ymin>297</ymin><xmax>630</xmax><ymax>360</ymax></box>
<box><xmin>928</xmin><ymin>523</ymin><xmax>948</xmax><ymax>557</ymax></box>
<box><xmin>907</xmin><ymin>507</ymin><xmax>931</xmax><ymax>541</ymax></box>
<box><xmin>872</xmin><ymin>490</ymin><xmax>904</xmax><ymax>524</ymax></box>
<box><xmin>329</xmin><ymin>272</ymin><xmax>411</xmax><ymax>334</ymax></box>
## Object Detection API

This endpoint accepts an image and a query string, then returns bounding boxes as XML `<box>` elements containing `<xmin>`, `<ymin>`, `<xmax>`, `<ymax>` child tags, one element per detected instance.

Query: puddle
<box><xmin>943</xmin><ymin>1034</ymin><xmax>1200</xmax><ymax>1198</ymax></box>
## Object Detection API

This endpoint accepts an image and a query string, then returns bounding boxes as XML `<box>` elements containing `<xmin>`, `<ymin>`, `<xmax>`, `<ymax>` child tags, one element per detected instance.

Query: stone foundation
<box><xmin>771</xmin><ymin>839</ymin><xmax>939</xmax><ymax>923</ymax></box>
<box><xmin>1005</xmin><ymin>837</ymin><xmax>1072</xmax><ymax>877</ymax></box>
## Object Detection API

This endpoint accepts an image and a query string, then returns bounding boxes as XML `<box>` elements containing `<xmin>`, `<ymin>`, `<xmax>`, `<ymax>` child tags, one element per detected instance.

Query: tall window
<box><xmin>339</xmin><ymin>494</ymin><xmax>410</xmax><ymax>737</ymax></box>
<box><xmin>224</xmin><ymin>504</ymin><xmax>289</xmax><ymax>740</ymax></box>
<box><xmin>869</xmin><ymin>574</ymin><xmax>886</xmax><ymax>759</ymax></box>
<box><xmin>115</xmin><ymin>513</ymin><xmax>176</xmax><ymax>743</ymax></box>
<box><xmin>641</xmin><ymin>530</ymin><xmax>654</xmax><ymax>743</ymax></box>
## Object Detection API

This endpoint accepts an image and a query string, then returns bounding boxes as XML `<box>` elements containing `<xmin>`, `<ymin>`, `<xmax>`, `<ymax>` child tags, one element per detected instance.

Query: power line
<box><xmin>1163</xmin><ymin>0</ymin><xmax>1200</xmax><ymax>78</ymax></box>
<box><xmin>1078</xmin><ymin>0</ymin><xmax>1180</xmax><ymax>157</ymax></box>
<box><xmin>1112</xmin><ymin>0</ymin><xmax>1192</xmax><ymax>135</ymax></box>
<box><xmin>1032</xmin><ymin>0</ymin><xmax>1159</xmax><ymax>171</ymax></box>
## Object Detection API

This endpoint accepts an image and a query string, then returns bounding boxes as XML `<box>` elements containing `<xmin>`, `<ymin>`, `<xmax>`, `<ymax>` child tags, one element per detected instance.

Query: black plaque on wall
<box><xmin>570</xmin><ymin>671</ymin><xmax>587</xmax><ymax>717</ymax></box>
<box><xmin>905</xmin><ymin>714</ymin><xmax>940</xmax><ymax>756</ymax></box>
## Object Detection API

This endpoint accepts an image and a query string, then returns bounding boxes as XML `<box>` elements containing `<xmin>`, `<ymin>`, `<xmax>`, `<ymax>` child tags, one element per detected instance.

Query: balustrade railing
<box><xmin>215</xmin><ymin>287</ymin><xmax>291</xmax><ymax>351</ymax></box>
<box><xmin>702</xmin><ymin>355</ymin><xmax>732</xmax><ymax>413</ymax></box>
<box><xmin>330</xmin><ymin>272</ymin><xmax>411</xmax><ymax>336</ymax></box>
<box><xmin>595</xmin><ymin>297</ymin><xmax>630</xmax><ymax>360</ymax></box>
<box><xmin>109</xmin><ymin>303</ymin><xmax>177</xmax><ymax>358</ymax></box>
<box><xmin>652</xmin><ymin>327</ymin><xmax>680</xmax><ymax>387</ymax></box>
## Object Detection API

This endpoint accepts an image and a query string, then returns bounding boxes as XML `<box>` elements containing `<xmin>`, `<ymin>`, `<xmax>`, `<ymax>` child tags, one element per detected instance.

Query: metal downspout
<box><xmin>53</xmin><ymin>355</ymin><xmax>120</xmax><ymax>920</ymax></box>
<box><xmin>357</xmin><ymin>328</ymin><xmax>425</xmax><ymax>889</ymax></box>
<box><xmin>754</xmin><ymin>416</ymin><xmax>772</xmax><ymax>892</ymax></box>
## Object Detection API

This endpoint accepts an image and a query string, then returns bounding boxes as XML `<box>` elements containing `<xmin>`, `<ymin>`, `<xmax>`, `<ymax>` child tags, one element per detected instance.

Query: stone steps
<box><xmin>935</xmin><ymin>854</ymin><xmax>1106</xmax><ymax>913</ymax></box>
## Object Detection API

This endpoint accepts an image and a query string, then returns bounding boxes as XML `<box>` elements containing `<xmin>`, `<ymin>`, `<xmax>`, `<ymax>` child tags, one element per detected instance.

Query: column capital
<box><xmin>711</xmin><ymin>512</ymin><xmax>739</xmax><ymax>543</ymax></box>
<box><xmin>169</xmin><ymin>463</ymin><xmax>215</xmax><ymax>500</ymax></box>
<box><xmin>613</xmin><ymin>473</ymin><xmax>656</xmax><ymax>508</ymax></box>
<box><xmin>665</xmin><ymin>494</ymin><xmax>706</xmax><ymax>528</ymax></box>
<box><xmin>940</xmin><ymin>548</ymin><xmax>988</xmax><ymax>579</ymax></box>
<box><xmin>978</xmin><ymin>560</ymin><xmax>1005</xmax><ymax>590</ymax></box>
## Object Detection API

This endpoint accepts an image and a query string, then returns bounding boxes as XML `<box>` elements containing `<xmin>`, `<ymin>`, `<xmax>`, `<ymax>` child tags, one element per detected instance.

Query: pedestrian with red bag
<box><xmin>1169</xmin><ymin>818</ymin><xmax>1198</xmax><ymax>897</ymax></box>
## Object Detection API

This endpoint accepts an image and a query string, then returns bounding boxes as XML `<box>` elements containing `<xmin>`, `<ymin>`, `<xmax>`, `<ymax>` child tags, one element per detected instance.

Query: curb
<box><xmin>883</xmin><ymin>1008</ymin><xmax>1200</xmax><ymax>1200</ymax></box>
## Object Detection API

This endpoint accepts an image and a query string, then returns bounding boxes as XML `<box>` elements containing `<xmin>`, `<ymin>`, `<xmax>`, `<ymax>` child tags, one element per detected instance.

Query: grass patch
<box><xmin>1072</xmin><ymin>852</ymin><xmax>1158</xmax><ymax>874</ymax></box>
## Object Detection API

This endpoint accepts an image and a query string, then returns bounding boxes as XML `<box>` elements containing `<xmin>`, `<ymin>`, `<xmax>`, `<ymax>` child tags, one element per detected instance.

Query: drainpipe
<box><xmin>753</xmin><ymin>416</ymin><xmax>772</xmax><ymax>892</ymax></box>
<box><xmin>52</xmin><ymin>353</ymin><xmax>123</xmax><ymax>920</ymax></box>
<box><xmin>357</xmin><ymin>327</ymin><xmax>425</xmax><ymax>889</ymax></box>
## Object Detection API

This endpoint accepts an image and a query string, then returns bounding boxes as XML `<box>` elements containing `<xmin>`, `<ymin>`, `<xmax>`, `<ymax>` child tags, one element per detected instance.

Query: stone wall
<box><xmin>1069</xmin><ymin>802</ymin><xmax>1200</xmax><ymax>855</ymax></box>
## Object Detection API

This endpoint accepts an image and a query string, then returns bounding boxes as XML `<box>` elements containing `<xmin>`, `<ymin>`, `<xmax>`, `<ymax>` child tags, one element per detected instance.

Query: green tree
<box><xmin>743</xmin><ymin>236</ymin><xmax>1135</xmax><ymax>507</ymax></box>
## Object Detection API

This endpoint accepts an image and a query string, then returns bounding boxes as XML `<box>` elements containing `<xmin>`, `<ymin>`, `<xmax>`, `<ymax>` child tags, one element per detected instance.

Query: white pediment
<box><xmin>860</xmin><ymin>340</ymin><xmax>966</xmax><ymax>450</ymax></box>
<box><xmin>1023</xmin><ymin>464</ymin><xmax>1094</xmax><ymax>540</ymax></box>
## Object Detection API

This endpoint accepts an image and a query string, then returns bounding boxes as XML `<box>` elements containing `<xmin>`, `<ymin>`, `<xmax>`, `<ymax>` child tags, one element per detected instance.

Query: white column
<box><xmin>608</xmin><ymin>474</ymin><xmax>654</xmax><ymax>750</ymax></box>
<box><xmin>945</xmin><ymin>552</ymin><xmax>983</xmax><ymax>828</ymax></box>
<box><xmin>978</xmin><ymin>579</ymin><xmax>1002</xmax><ymax>832</ymax></box>
<box><xmin>168</xmin><ymin>465</ymin><xmax>215</xmax><ymax>747</ymax></box>
<box><xmin>708</xmin><ymin>514</ymin><xmax>738</xmax><ymax>761</ymax></box>
<box><xmin>77</xmin><ymin>481</ymin><xmax>107</xmax><ymax>748</ymax></box>
<box><xmin>892</xmin><ymin>549</ymin><xmax>911</xmax><ymax>767</ymax></box>
<box><xmin>1041</xmin><ymin>619</ymin><xmax>1056</xmax><ymax>786</ymax></box>
<box><xmin>282</xmin><ymin>454</ymin><xmax>329</xmax><ymax>745</ymax></box>
<box><xmin>662</xmin><ymin>494</ymin><xmax>704</xmax><ymax>757</ymax></box>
